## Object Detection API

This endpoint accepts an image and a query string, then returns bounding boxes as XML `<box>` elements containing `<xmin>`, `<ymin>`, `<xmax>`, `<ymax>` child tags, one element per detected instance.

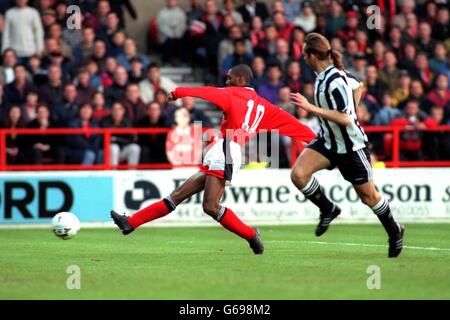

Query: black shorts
<box><xmin>306</xmin><ymin>138</ymin><xmax>373</xmax><ymax>185</ymax></box>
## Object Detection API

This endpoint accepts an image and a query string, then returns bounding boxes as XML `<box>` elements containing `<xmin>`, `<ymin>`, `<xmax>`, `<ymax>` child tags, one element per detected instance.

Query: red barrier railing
<box><xmin>0</xmin><ymin>126</ymin><xmax>449</xmax><ymax>171</ymax></box>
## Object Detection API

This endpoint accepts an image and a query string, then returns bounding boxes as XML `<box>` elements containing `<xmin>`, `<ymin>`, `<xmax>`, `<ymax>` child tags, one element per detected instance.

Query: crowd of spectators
<box><xmin>0</xmin><ymin>0</ymin><xmax>449</xmax><ymax>168</ymax></box>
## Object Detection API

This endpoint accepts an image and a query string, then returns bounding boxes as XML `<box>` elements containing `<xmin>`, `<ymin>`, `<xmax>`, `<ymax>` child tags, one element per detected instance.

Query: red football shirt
<box><xmin>172</xmin><ymin>86</ymin><xmax>316</xmax><ymax>145</ymax></box>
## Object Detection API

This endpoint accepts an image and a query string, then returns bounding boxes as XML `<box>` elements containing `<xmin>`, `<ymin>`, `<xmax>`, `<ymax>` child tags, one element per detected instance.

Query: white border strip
<box><xmin>270</xmin><ymin>240</ymin><xmax>450</xmax><ymax>252</ymax></box>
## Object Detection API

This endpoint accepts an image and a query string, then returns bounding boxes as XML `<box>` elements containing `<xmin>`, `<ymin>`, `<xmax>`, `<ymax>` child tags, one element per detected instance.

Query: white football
<box><xmin>52</xmin><ymin>212</ymin><xmax>80</xmax><ymax>240</ymax></box>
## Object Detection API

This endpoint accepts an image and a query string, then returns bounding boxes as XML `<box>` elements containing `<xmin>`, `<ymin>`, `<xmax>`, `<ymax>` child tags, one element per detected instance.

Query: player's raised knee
<box><xmin>290</xmin><ymin>169</ymin><xmax>310</xmax><ymax>188</ymax></box>
<box><xmin>202</xmin><ymin>202</ymin><xmax>220</xmax><ymax>217</ymax></box>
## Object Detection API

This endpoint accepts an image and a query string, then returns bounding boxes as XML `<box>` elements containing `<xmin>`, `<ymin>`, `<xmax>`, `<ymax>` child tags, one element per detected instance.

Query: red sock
<box><xmin>219</xmin><ymin>208</ymin><xmax>256</xmax><ymax>240</ymax></box>
<box><xmin>128</xmin><ymin>199</ymin><xmax>173</xmax><ymax>229</ymax></box>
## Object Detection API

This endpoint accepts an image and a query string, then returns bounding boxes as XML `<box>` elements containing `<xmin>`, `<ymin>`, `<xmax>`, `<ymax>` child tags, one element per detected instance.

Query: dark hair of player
<box><xmin>230</xmin><ymin>64</ymin><xmax>253</xmax><ymax>85</ymax></box>
<box><xmin>304</xmin><ymin>32</ymin><xmax>345</xmax><ymax>70</ymax></box>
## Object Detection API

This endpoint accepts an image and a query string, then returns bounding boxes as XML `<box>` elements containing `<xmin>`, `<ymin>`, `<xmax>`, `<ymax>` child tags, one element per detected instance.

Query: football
<box><xmin>51</xmin><ymin>212</ymin><xmax>80</xmax><ymax>240</ymax></box>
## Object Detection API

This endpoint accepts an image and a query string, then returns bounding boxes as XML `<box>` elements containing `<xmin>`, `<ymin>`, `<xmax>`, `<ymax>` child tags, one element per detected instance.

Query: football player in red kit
<box><xmin>111</xmin><ymin>64</ymin><xmax>316</xmax><ymax>254</ymax></box>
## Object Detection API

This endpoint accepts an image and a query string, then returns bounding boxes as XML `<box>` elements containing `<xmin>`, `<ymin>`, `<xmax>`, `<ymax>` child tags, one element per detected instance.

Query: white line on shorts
<box><xmin>269</xmin><ymin>240</ymin><xmax>450</xmax><ymax>252</ymax></box>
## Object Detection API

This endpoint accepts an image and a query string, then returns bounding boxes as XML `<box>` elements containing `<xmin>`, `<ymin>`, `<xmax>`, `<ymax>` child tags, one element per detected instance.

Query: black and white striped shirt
<box><xmin>314</xmin><ymin>65</ymin><xmax>368</xmax><ymax>154</ymax></box>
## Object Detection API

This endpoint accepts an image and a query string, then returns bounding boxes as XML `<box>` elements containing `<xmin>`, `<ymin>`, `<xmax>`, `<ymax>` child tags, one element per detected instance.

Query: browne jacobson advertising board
<box><xmin>1</xmin><ymin>169</ymin><xmax>449</xmax><ymax>225</ymax></box>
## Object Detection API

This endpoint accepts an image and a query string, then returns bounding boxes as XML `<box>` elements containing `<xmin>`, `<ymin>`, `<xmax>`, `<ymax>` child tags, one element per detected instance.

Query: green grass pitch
<box><xmin>1</xmin><ymin>224</ymin><xmax>449</xmax><ymax>299</ymax></box>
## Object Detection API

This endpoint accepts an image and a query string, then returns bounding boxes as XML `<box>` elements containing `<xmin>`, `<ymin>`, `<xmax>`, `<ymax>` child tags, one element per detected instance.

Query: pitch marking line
<box><xmin>269</xmin><ymin>240</ymin><xmax>450</xmax><ymax>252</ymax></box>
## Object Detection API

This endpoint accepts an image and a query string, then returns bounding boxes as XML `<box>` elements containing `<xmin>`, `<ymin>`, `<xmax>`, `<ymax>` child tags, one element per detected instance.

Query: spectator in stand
<box><xmin>136</xmin><ymin>101</ymin><xmax>168</xmax><ymax>164</ymax></box>
<box><xmin>398</xmin><ymin>41</ymin><xmax>417</xmax><ymax>74</ymax></box>
<box><xmin>257</xmin><ymin>63</ymin><xmax>284</xmax><ymax>104</ymax></box>
<box><xmin>72</xmin><ymin>26</ymin><xmax>96</xmax><ymax>68</ymax></box>
<box><xmin>343</xmin><ymin>38</ymin><xmax>359</xmax><ymax>70</ymax></box>
<box><xmin>2</xmin><ymin>104</ymin><xmax>26</xmax><ymax>164</ymax></box>
<box><xmin>117</xmin><ymin>38</ymin><xmax>150</xmax><ymax>71</ymax></box>
<box><xmin>285</xmin><ymin>60</ymin><xmax>302</xmax><ymax>93</ymax></box>
<box><xmin>109</xmin><ymin>30</ymin><xmax>126</xmax><ymax>58</ymax></box>
<box><xmin>165</xmin><ymin>107</ymin><xmax>202</xmax><ymax>166</ymax></box>
<box><xmin>416</xmin><ymin>21</ymin><xmax>435</xmax><ymax>57</ymax></box>
<box><xmin>156</xmin><ymin>88</ymin><xmax>178</xmax><ymax>120</ymax></box>
<box><xmin>432</xmin><ymin>6</ymin><xmax>449</xmax><ymax>41</ymax></box>
<box><xmin>27</xmin><ymin>54</ymin><xmax>47</xmax><ymax>87</ymax></box>
<box><xmin>301</xmin><ymin>81</ymin><xmax>315</xmax><ymax>105</ymax></box>
<box><xmin>423</xmin><ymin>106</ymin><xmax>450</xmax><ymax>160</ymax></box>
<box><xmin>41</xmin><ymin>8</ymin><xmax>57</xmax><ymax>33</ymax></box>
<box><xmin>336</xmin><ymin>10</ymin><xmax>359</xmax><ymax>43</ymax></box>
<box><xmin>398</xmin><ymin>79</ymin><xmax>433</xmax><ymax>112</ymax></box>
<box><xmin>237</xmin><ymin>0</ymin><xmax>269</xmax><ymax>24</ymax></box>
<box><xmin>391</xmin><ymin>70</ymin><xmax>411</xmax><ymax>107</ymax></box>
<box><xmin>3</xmin><ymin>64</ymin><xmax>31</xmax><ymax>106</ymax></box>
<box><xmin>260</xmin><ymin>24</ymin><xmax>278</xmax><ymax>59</ymax></box>
<box><xmin>101</xmin><ymin>101</ymin><xmax>141</xmax><ymax>167</ymax></box>
<box><xmin>100</xmin><ymin>11</ymin><xmax>122</xmax><ymax>49</ymax></box>
<box><xmin>27</xmin><ymin>103</ymin><xmax>64</xmax><ymax>164</ymax></box>
<box><xmin>387</xmin><ymin>26</ymin><xmax>403</xmax><ymax>59</ymax></box>
<box><xmin>222</xmin><ymin>0</ymin><xmax>244</xmax><ymax>26</ymax></box>
<box><xmin>38</xmin><ymin>64</ymin><xmax>64</xmax><ymax>106</ymax></box>
<box><xmin>394</xmin><ymin>99</ymin><xmax>429</xmax><ymax>161</ymax></box>
<box><xmin>100</xmin><ymin>57</ymin><xmax>118</xmax><ymax>88</ymax></box>
<box><xmin>325</xmin><ymin>0</ymin><xmax>345</xmax><ymax>38</ymax></box>
<box><xmin>365</xmin><ymin>65</ymin><xmax>387</xmax><ymax>104</ymax></box>
<box><xmin>21</xmin><ymin>89</ymin><xmax>39</xmax><ymax>124</ymax></box>
<box><xmin>75</xmin><ymin>68</ymin><xmax>95</xmax><ymax>106</ymax></box>
<box><xmin>221</xmin><ymin>38</ymin><xmax>254</xmax><ymax>78</ymax></box>
<box><xmin>218</xmin><ymin>25</ymin><xmax>253</xmax><ymax>72</ymax></box>
<box><xmin>86</xmin><ymin>0</ymin><xmax>110</xmax><ymax>31</ymax></box>
<box><xmin>91</xmin><ymin>39</ymin><xmax>108</xmax><ymax>72</ymax></box>
<box><xmin>379</xmin><ymin>51</ymin><xmax>401</xmax><ymax>95</ymax></box>
<box><xmin>121</xmin><ymin>83</ymin><xmax>146</xmax><ymax>124</ymax></box>
<box><xmin>373</xmin><ymin>93</ymin><xmax>402</xmax><ymax>126</ymax></box>
<box><xmin>157</xmin><ymin>0</ymin><xmax>187</xmax><ymax>66</ymax></box>
<box><xmin>85</xmin><ymin>59</ymin><xmax>102</xmax><ymax>89</ymax></box>
<box><xmin>267</xmin><ymin>38</ymin><xmax>291</xmax><ymax>74</ymax></box>
<box><xmin>104</xmin><ymin>65</ymin><xmax>128</xmax><ymax>106</ymax></box>
<box><xmin>250</xmin><ymin>56</ymin><xmax>267</xmax><ymax>91</ymax></box>
<box><xmin>166</xmin><ymin>96</ymin><xmax>213</xmax><ymax>128</ymax></box>
<box><xmin>426</xmin><ymin>73</ymin><xmax>450</xmax><ymax>110</ymax></box>
<box><xmin>108</xmin><ymin>0</ymin><xmax>138</xmax><ymax>29</ymax></box>
<box><xmin>139</xmin><ymin>63</ymin><xmax>177</xmax><ymax>104</ymax></box>
<box><xmin>47</xmin><ymin>23</ymin><xmax>73</xmax><ymax>62</ymax></box>
<box><xmin>128</xmin><ymin>57</ymin><xmax>145</xmax><ymax>84</ymax></box>
<box><xmin>412</xmin><ymin>52</ymin><xmax>434</xmax><ymax>90</ymax></box>
<box><xmin>92</xmin><ymin>91</ymin><xmax>110</xmax><ymax>123</ymax></box>
<box><xmin>428</xmin><ymin>42</ymin><xmax>448</xmax><ymax>74</ymax></box>
<box><xmin>369</xmin><ymin>40</ymin><xmax>386</xmax><ymax>70</ymax></box>
<box><xmin>393</xmin><ymin>0</ymin><xmax>415</xmax><ymax>30</ymax></box>
<box><xmin>356</xmin><ymin>103</ymin><xmax>373</xmax><ymax>126</ymax></box>
<box><xmin>347</xmin><ymin>52</ymin><xmax>367</xmax><ymax>82</ymax></box>
<box><xmin>197</xmin><ymin>0</ymin><xmax>224</xmax><ymax>82</ymax></box>
<box><xmin>186</xmin><ymin>0</ymin><xmax>204</xmax><ymax>24</ymax></box>
<box><xmin>283</xmin><ymin>0</ymin><xmax>302</xmax><ymax>23</ymax></box>
<box><xmin>273</xmin><ymin>12</ymin><xmax>293</xmax><ymax>43</ymax></box>
<box><xmin>276</xmin><ymin>85</ymin><xmax>295</xmax><ymax>115</ymax></box>
<box><xmin>2</xmin><ymin>0</ymin><xmax>44</xmax><ymax>61</ymax></box>
<box><xmin>289</xmin><ymin>27</ymin><xmax>305</xmax><ymax>61</ymax></box>
<box><xmin>249</xmin><ymin>16</ymin><xmax>266</xmax><ymax>58</ymax></box>
<box><xmin>0</xmin><ymin>48</ymin><xmax>16</xmax><ymax>86</ymax></box>
<box><xmin>65</xmin><ymin>103</ymin><xmax>103</xmax><ymax>165</ymax></box>
<box><xmin>293</xmin><ymin>1</ymin><xmax>316</xmax><ymax>33</ymax></box>
<box><xmin>52</xmin><ymin>83</ymin><xmax>79</xmax><ymax>127</ymax></box>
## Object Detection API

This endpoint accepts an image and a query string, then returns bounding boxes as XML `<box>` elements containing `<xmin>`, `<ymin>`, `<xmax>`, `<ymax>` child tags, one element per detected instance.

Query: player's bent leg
<box><xmin>202</xmin><ymin>175</ymin><xmax>263</xmax><ymax>254</ymax></box>
<box><xmin>291</xmin><ymin>148</ymin><xmax>340</xmax><ymax>236</ymax></box>
<box><xmin>111</xmin><ymin>172</ymin><xmax>207</xmax><ymax>235</ymax></box>
<box><xmin>353</xmin><ymin>181</ymin><xmax>405</xmax><ymax>258</ymax></box>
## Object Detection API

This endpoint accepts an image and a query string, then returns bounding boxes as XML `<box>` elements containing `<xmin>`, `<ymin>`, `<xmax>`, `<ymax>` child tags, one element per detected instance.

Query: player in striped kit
<box><xmin>289</xmin><ymin>33</ymin><xmax>405</xmax><ymax>258</ymax></box>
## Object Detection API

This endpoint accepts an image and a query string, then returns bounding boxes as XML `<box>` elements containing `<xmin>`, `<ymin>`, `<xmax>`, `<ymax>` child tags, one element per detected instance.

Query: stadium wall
<box><xmin>1</xmin><ymin>168</ymin><xmax>450</xmax><ymax>227</ymax></box>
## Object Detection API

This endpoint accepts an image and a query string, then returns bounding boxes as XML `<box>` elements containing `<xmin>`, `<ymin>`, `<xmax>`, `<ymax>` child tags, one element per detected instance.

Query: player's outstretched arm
<box><xmin>169</xmin><ymin>87</ymin><xmax>230</xmax><ymax>111</ymax></box>
<box><xmin>290</xmin><ymin>93</ymin><xmax>351</xmax><ymax>127</ymax></box>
